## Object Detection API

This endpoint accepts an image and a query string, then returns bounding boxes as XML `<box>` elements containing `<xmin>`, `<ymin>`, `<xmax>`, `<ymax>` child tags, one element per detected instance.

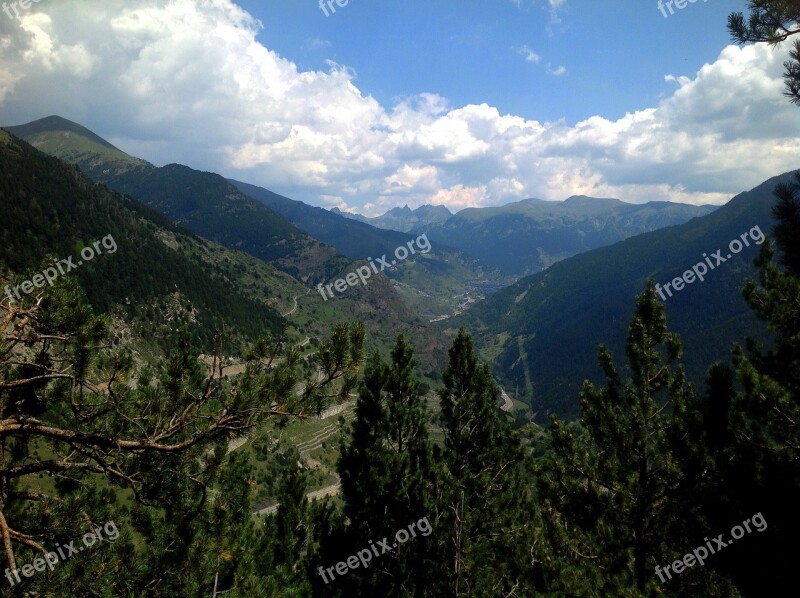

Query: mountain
<box><xmin>458</xmin><ymin>172</ymin><xmax>793</xmax><ymax>419</ymax></box>
<box><xmin>421</xmin><ymin>196</ymin><xmax>717</xmax><ymax>277</ymax></box>
<box><xmin>333</xmin><ymin>195</ymin><xmax>715</xmax><ymax>277</ymax></box>
<box><xmin>332</xmin><ymin>204</ymin><xmax>453</xmax><ymax>232</ymax></box>
<box><xmin>4</xmin><ymin>116</ymin><xmax>337</xmax><ymax>280</ymax></box>
<box><xmin>1</xmin><ymin>118</ymin><xmax>450</xmax><ymax>371</ymax></box>
<box><xmin>232</xmin><ymin>180</ymin><xmax>428</xmax><ymax>261</ymax></box>
<box><xmin>230</xmin><ymin>179</ymin><xmax>509</xmax><ymax>316</ymax></box>
<box><xmin>0</xmin><ymin>128</ymin><xmax>286</xmax><ymax>354</ymax></box>
<box><xmin>1</xmin><ymin>114</ymin><xmax>147</xmax><ymax>177</ymax></box>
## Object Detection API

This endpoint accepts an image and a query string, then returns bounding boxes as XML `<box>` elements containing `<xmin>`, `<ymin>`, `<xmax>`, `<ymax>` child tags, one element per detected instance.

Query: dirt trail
<box><xmin>253</xmin><ymin>483</ymin><xmax>341</xmax><ymax>516</ymax></box>
<box><xmin>282</xmin><ymin>296</ymin><xmax>299</xmax><ymax>317</ymax></box>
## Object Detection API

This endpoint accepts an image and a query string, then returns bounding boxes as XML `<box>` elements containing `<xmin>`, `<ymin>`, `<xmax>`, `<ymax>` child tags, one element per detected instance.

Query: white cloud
<box><xmin>0</xmin><ymin>0</ymin><xmax>798</xmax><ymax>215</ymax></box>
<box><xmin>518</xmin><ymin>45</ymin><xmax>541</xmax><ymax>63</ymax></box>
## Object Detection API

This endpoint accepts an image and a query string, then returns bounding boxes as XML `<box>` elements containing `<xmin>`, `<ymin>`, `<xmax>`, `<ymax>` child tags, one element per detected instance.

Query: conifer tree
<box><xmin>699</xmin><ymin>175</ymin><xmax>800</xmax><ymax>595</ymax></box>
<box><xmin>234</xmin><ymin>448</ymin><xmax>313</xmax><ymax>597</ymax></box>
<box><xmin>737</xmin><ymin>181</ymin><xmax>800</xmax><ymax>459</ymax></box>
<box><xmin>436</xmin><ymin>329</ymin><xmax>533</xmax><ymax>597</ymax></box>
<box><xmin>333</xmin><ymin>335</ymin><xmax>434</xmax><ymax>596</ymax></box>
<box><xmin>272</xmin><ymin>448</ymin><xmax>309</xmax><ymax>570</ymax></box>
<box><xmin>0</xmin><ymin>272</ymin><xmax>364</xmax><ymax>594</ymax></box>
<box><xmin>539</xmin><ymin>283</ymin><xmax>705</xmax><ymax>596</ymax></box>
<box><xmin>729</xmin><ymin>1</ymin><xmax>800</xmax><ymax>104</ymax></box>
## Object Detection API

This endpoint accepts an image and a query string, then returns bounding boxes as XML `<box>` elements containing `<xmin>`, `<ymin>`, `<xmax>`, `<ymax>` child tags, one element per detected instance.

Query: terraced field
<box><xmin>296</xmin><ymin>414</ymin><xmax>352</xmax><ymax>456</ymax></box>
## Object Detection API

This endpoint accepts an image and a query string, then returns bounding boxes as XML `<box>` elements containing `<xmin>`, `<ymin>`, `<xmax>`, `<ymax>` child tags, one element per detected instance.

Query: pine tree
<box><xmin>273</xmin><ymin>448</ymin><xmax>309</xmax><ymax>570</ymax></box>
<box><xmin>728</xmin><ymin>1</ymin><xmax>800</xmax><ymax>104</ymax></box>
<box><xmin>539</xmin><ymin>283</ymin><xmax>706</xmax><ymax>596</ymax></box>
<box><xmin>0</xmin><ymin>269</ymin><xmax>364</xmax><ymax>595</ymax></box>
<box><xmin>436</xmin><ymin>328</ymin><xmax>533</xmax><ymax>596</ymax></box>
<box><xmin>332</xmin><ymin>335</ymin><xmax>434</xmax><ymax>596</ymax></box>
<box><xmin>235</xmin><ymin>448</ymin><xmax>313</xmax><ymax>597</ymax></box>
<box><xmin>699</xmin><ymin>175</ymin><xmax>800</xmax><ymax>596</ymax></box>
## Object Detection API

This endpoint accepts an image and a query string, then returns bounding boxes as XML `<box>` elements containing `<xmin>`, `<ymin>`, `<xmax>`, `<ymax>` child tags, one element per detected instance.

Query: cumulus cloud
<box><xmin>0</xmin><ymin>0</ymin><xmax>798</xmax><ymax>215</ymax></box>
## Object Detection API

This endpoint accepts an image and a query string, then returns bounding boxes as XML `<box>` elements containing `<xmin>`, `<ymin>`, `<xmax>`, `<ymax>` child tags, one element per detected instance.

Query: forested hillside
<box><xmin>460</xmin><ymin>172</ymin><xmax>791</xmax><ymax>417</ymax></box>
<box><xmin>0</xmin><ymin>129</ymin><xmax>284</xmax><ymax>353</ymax></box>
<box><xmin>6</xmin><ymin>117</ymin><xmax>337</xmax><ymax>279</ymax></box>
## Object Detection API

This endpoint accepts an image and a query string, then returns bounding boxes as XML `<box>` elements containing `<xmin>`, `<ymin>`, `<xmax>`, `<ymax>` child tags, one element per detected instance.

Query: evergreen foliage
<box><xmin>539</xmin><ymin>284</ymin><xmax>716</xmax><ymax>596</ymax></box>
<box><xmin>331</xmin><ymin>335</ymin><xmax>435</xmax><ymax>596</ymax></box>
<box><xmin>435</xmin><ymin>329</ymin><xmax>535</xmax><ymax>596</ymax></box>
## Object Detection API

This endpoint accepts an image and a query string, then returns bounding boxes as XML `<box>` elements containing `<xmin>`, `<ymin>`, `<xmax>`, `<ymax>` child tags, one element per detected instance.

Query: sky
<box><xmin>0</xmin><ymin>0</ymin><xmax>798</xmax><ymax>215</ymax></box>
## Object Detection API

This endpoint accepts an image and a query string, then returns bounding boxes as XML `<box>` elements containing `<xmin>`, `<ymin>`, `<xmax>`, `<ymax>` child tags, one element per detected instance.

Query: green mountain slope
<box><xmin>0</xmin><ymin>129</ymin><xmax>285</xmax><ymax>354</ymax></box>
<box><xmin>2</xmin><ymin>114</ymin><xmax>147</xmax><ymax>177</ymax></box>
<box><xmin>4</xmin><ymin>116</ymin><xmax>337</xmax><ymax>280</ymax></box>
<box><xmin>459</xmin><ymin>172</ymin><xmax>794</xmax><ymax>418</ymax></box>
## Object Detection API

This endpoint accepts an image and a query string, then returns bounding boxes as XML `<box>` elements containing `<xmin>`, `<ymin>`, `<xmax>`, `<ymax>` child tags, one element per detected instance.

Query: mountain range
<box><xmin>3</xmin><ymin>115</ymin><xmax>786</xmax><ymax>418</ymax></box>
<box><xmin>459</xmin><ymin>171</ymin><xmax>792</xmax><ymax>418</ymax></box>
<box><xmin>335</xmin><ymin>197</ymin><xmax>716</xmax><ymax>276</ymax></box>
<box><xmin>1</xmin><ymin>117</ymin><xmax>450</xmax><ymax>372</ymax></box>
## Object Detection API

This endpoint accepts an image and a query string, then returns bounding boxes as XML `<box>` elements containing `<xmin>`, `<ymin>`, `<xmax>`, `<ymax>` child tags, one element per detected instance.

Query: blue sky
<box><xmin>241</xmin><ymin>0</ymin><xmax>747</xmax><ymax>125</ymax></box>
<box><xmin>1</xmin><ymin>0</ymin><xmax>798</xmax><ymax>215</ymax></box>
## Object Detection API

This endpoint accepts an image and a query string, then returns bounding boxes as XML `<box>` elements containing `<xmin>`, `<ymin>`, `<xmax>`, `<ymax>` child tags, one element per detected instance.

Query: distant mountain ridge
<box><xmin>333</xmin><ymin>196</ymin><xmax>717</xmax><ymax>277</ymax></box>
<box><xmin>459</xmin><ymin>171</ymin><xmax>795</xmax><ymax>418</ymax></box>
<box><xmin>333</xmin><ymin>204</ymin><xmax>452</xmax><ymax>233</ymax></box>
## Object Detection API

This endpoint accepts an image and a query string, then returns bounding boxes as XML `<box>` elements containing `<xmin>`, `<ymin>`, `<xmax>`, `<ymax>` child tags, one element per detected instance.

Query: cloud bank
<box><xmin>1</xmin><ymin>0</ymin><xmax>798</xmax><ymax>215</ymax></box>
